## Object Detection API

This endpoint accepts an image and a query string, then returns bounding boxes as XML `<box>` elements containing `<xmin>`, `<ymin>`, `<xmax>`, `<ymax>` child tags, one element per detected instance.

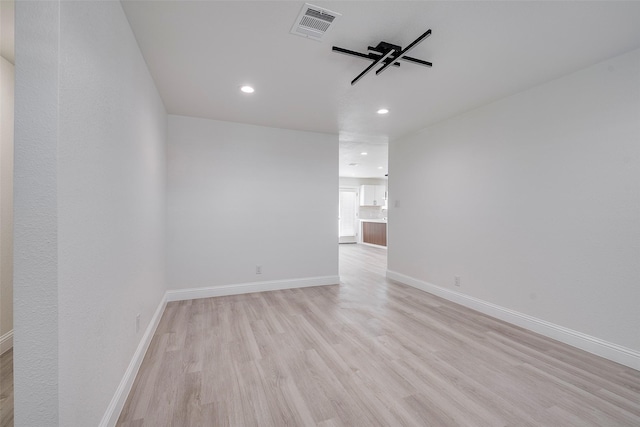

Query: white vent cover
<box><xmin>290</xmin><ymin>3</ymin><xmax>341</xmax><ymax>41</ymax></box>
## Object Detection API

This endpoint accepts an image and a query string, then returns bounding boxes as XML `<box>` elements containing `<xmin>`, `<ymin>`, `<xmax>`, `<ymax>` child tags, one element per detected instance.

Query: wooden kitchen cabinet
<box><xmin>360</xmin><ymin>185</ymin><xmax>386</xmax><ymax>206</ymax></box>
<box><xmin>362</xmin><ymin>221</ymin><xmax>387</xmax><ymax>246</ymax></box>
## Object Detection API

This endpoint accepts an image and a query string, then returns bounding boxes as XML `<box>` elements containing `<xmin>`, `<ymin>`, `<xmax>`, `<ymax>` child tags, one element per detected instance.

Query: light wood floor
<box><xmin>0</xmin><ymin>348</ymin><xmax>13</xmax><ymax>427</ymax></box>
<box><xmin>118</xmin><ymin>244</ymin><xmax>640</xmax><ymax>426</ymax></box>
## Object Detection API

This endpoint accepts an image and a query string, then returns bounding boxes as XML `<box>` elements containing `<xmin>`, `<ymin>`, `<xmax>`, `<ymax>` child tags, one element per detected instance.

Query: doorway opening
<box><xmin>339</xmin><ymin>188</ymin><xmax>358</xmax><ymax>244</ymax></box>
<box><xmin>337</xmin><ymin>139</ymin><xmax>388</xmax><ymax>252</ymax></box>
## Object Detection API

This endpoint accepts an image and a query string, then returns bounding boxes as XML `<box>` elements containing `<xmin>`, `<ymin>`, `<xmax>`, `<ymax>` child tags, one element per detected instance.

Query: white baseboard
<box><xmin>386</xmin><ymin>270</ymin><xmax>640</xmax><ymax>371</ymax></box>
<box><xmin>99</xmin><ymin>294</ymin><xmax>167</xmax><ymax>427</ymax></box>
<box><xmin>166</xmin><ymin>275</ymin><xmax>340</xmax><ymax>302</ymax></box>
<box><xmin>0</xmin><ymin>329</ymin><xmax>13</xmax><ymax>355</ymax></box>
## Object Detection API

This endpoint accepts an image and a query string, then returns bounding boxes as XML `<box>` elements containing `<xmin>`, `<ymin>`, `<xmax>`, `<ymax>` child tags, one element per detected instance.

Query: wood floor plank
<box><xmin>117</xmin><ymin>244</ymin><xmax>640</xmax><ymax>426</ymax></box>
<box><xmin>0</xmin><ymin>349</ymin><xmax>13</xmax><ymax>427</ymax></box>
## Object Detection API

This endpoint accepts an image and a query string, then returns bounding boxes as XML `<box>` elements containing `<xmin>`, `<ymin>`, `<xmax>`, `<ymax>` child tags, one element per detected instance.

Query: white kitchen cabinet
<box><xmin>359</xmin><ymin>184</ymin><xmax>386</xmax><ymax>206</ymax></box>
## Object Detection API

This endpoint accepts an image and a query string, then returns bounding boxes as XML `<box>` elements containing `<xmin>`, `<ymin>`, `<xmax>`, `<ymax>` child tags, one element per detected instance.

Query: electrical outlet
<box><xmin>136</xmin><ymin>314</ymin><xmax>141</xmax><ymax>333</ymax></box>
<box><xmin>454</xmin><ymin>276</ymin><xmax>461</xmax><ymax>287</ymax></box>
<box><xmin>256</xmin><ymin>265</ymin><xmax>262</xmax><ymax>274</ymax></box>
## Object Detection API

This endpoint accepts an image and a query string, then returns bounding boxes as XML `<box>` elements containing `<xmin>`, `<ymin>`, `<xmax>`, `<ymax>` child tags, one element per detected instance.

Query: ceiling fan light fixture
<box><xmin>333</xmin><ymin>29</ymin><xmax>433</xmax><ymax>86</ymax></box>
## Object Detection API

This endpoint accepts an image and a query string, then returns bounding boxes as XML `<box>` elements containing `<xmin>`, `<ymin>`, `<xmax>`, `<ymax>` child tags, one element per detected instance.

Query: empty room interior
<box><xmin>1</xmin><ymin>0</ymin><xmax>640</xmax><ymax>425</ymax></box>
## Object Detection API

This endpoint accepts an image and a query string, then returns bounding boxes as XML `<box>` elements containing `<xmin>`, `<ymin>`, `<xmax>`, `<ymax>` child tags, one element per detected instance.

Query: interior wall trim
<box><xmin>165</xmin><ymin>275</ymin><xmax>340</xmax><ymax>302</ymax></box>
<box><xmin>386</xmin><ymin>270</ymin><xmax>640</xmax><ymax>371</ymax></box>
<box><xmin>0</xmin><ymin>329</ymin><xmax>13</xmax><ymax>355</ymax></box>
<box><xmin>99</xmin><ymin>294</ymin><xmax>167</xmax><ymax>427</ymax></box>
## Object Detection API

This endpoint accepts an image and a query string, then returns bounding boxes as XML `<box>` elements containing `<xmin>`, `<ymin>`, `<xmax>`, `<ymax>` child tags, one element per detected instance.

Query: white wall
<box><xmin>0</xmin><ymin>55</ymin><xmax>13</xmax><ymax>340</ymax></box>
<box><xmin>339</xmin><ymin>177</ymin><xmax>387</xmax><ymax>188</ymax></box>
<box><xmin>14</xmin><ymin>1</ymin><xmax>60</xmax><ymax>423</ymax></box>
<box><xmin>389</xmin><ymin>49</ymin><xmax>640</xmax><ymax>356</ymax></box>
<box><xmin>15</xmin><ymin>1</ymin><xmax>167</xmax><ymax>425</ymax></box>
<box><xmin>167</xmin><ymin>115</ymin><xmax>338</xmax><ymax>289</ymax></box>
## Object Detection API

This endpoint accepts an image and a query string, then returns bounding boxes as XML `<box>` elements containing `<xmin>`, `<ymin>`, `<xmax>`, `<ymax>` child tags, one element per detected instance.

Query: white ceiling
<box><xmin>339</xmin><ymin>138</ymin><xmax>388</xmax><ymax>178</ymax></box>
<box><xmin>122</xmin><ymin>1</ymin><xmax>640</xmax><ymax>178</ymax></box>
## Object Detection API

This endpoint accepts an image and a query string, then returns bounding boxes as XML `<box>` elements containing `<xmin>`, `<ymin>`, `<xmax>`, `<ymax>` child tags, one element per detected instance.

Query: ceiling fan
<box><xmin>332</xmin><ymin>29</ymin><xmax>433</xmax><ymax>86</ymax></box>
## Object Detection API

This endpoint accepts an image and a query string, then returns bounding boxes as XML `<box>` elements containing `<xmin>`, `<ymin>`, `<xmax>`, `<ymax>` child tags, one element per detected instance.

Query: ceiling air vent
<box><xmin>290</xmin><ymin>3</ymin><xmax>341</xmax><ymax>41</ymax></box>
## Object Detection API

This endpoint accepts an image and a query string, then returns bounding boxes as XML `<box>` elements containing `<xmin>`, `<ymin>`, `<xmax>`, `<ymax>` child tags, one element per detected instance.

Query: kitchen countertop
<box><xmin>359</xmin><ymin>219</ymin><xmax>387</xmax><ymax>223</ymax></box>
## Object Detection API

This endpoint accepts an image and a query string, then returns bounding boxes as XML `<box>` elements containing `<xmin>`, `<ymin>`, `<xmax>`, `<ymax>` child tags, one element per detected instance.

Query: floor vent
<box><xmin>290</xmin><ymin>3</ymin><xmax>341</xmax><ymax>41</ymax></box>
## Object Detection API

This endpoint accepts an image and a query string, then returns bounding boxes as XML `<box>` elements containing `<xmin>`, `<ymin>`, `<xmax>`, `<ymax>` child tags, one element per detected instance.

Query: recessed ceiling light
<box><xmin>378</xmin><ymin>166</ymin><xmax>383</xmax><ymax>169</ymax></box>
<box><xmin>377</xmin><ymin>108</ymin><xmax>389</xmax><ymax>115</ymax></box>
<box><xmin>361</xmin><ymin>152</ymin><xmax>368</xmax><ymax>156</ymax></box>
<box><xmin>240</xmin><ymin>85</ymin><xmax>255</xmax><ymax>94</ymax></box>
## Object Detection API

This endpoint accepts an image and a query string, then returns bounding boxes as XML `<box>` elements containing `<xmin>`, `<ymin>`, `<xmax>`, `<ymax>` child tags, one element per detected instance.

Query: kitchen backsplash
<box><xmin>358</xmin><ymin>206</ymin><xmax>387</xmax><ymax>219</ymax></box>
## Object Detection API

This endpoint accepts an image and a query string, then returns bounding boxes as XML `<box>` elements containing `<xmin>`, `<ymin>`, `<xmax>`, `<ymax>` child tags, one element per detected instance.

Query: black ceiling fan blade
<box><xmin>332</xmin><ymin>46</ymin><xmax>371</xmax><ymax>60</ymax></box>
<box><xmin>333</xmin><ymin>46</ymin><xmax>401</xmax><ymax>67</ymax></box>
<box><xmin>351</xmin><ymin>49</ymin><xmax>395</xmax><ymax>85</ymax></box>
<box><xmin>375</xmin><ymin>29</ymin><xmax>431</xmax><ymax>76</ymax></box>
<box><xmin>400</xmin><ymin>56</ymin><xmax>432</xmax><ymax>67</ymax></box>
